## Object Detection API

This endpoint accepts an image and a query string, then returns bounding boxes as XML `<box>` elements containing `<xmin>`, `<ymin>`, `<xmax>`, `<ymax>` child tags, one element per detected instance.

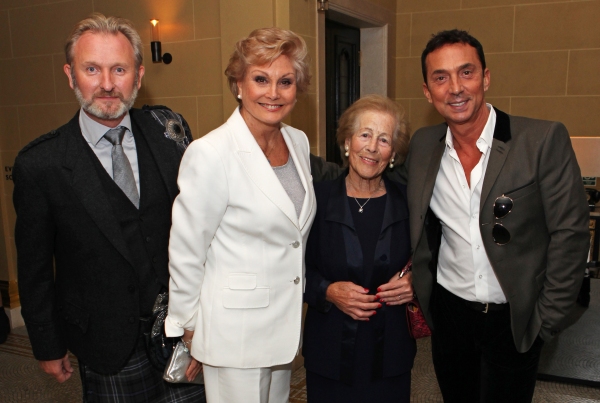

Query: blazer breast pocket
<box><xmin>223</xmin><ymin>274</ymin><xmax>270</xmax><ymax>309</ymax></box>
<box><xmin>504</xmin><ymin>181</ymin><xmax>538</xmax><ymax>200</ymax></box>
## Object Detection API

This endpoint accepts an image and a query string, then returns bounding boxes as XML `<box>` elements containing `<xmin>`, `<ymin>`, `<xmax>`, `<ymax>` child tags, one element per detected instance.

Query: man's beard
<box><xmin>72</xmin><ymin>74</ymin><xmax>138</xmax><ymax>121</ymax></box>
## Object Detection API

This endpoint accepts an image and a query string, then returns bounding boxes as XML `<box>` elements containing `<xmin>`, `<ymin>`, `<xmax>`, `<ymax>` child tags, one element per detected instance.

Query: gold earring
<box><xmin>389</xmin><ymin>158</ymin><xmax>395</xmax><ymax>169</ymax></box>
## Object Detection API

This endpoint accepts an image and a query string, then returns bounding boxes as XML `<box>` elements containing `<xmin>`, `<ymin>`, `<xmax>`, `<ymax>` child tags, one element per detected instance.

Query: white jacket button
<box><xmin>291</xmin><ymin>241</ymin><xmax>300</xmax><ymax>248</ymax></box>
<box><xmin>294</xmin><ymin>276</ymin><xmax>300</xmax><ymax>284</ymax></box>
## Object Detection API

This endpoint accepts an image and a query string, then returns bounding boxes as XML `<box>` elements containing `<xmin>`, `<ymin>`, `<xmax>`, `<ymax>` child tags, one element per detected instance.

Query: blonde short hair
<box><xmin>336</xmin><ymin>95</ymin><xmax>410</xmax><ymax>164</ymax></box>
<box><xmin>225</xmin><ymin>27</ymin><xmax>311</xmax><ymax>101</ymax></box>
<box><xmin>65</xmin><ymin>13</ymin><xmax>143</xmax><ymax>69</ymax></box>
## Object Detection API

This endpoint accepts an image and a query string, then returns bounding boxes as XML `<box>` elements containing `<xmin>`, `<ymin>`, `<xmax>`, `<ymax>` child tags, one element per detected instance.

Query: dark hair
<box><xmin>421</xmin><ymin>29</ymin><xmax>486</xmax><ymax>83</ymax></box>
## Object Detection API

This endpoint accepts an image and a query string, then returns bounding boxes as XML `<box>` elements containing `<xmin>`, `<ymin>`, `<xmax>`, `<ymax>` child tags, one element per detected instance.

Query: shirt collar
<box><xmin>79</xmin><ymin>108</ymin><xmax>133</xmax><ymax>145</ymax></box>
<box><xmin>444</xmin><ymin>103</ymin><xmax>496</xmax><ymax>155</ymax></box>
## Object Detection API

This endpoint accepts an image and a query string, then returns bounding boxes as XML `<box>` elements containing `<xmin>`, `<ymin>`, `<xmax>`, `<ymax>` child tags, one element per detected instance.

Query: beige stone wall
<box><xmin>395</xmin><ymin>0</ymin><xmax>600</xmax><ymax>136</ymax></box>
<box><xmin>288</xmin><ymin>0</ymin><xmax>318</xmax><ymax>149</ymax></box>
<box><xmin>6</xmin><ymin>0</ymin><xmax>597</xmax><ymax>309</ymax></box>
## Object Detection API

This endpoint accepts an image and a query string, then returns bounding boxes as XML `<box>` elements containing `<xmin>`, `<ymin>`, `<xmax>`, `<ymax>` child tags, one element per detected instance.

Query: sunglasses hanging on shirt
<box><xmin>491</xmin><ymin>194</ymin><xmax>513</xmax><ymax>245</ymax></box>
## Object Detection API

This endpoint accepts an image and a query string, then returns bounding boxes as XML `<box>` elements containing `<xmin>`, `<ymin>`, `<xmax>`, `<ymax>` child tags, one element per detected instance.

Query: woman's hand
<box><xmin>182</xmin><ymin>329</ymin><xmax>203</xmax><ymax>382</ymax></box>
<box><xmin>185</xmin><ymin>358</ymin><xmax>203</xmax><ymax>382</ymax></box>
<box><xmin>326</xmin><ymin>281</ymin><xmax>380</xmax><ymax>320</ymax></box>
<box><xmin>377</xmin><ymin>271</ymin><xmax>414</xmax><ymax>306</ymax></box>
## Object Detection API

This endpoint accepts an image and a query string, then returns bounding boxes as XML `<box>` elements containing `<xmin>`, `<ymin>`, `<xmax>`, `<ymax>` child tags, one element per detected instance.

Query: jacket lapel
<box><xmin>325</xmin><ymin>173</ymin><xmax>363</xmax><ymax>285</ymax></box>
<box><xmin>232</xmin><ymin>109</ymin><xmax>300</xmax><ymax>228</ymax></box>
<box><xmin>364</xmin><ymin>177</ymin><xmax>409</xmax><ymax>286</ymax></box>
<box><xmin>325</xmin><ymin>172</ymin><xmax>354</xmax><ymax>230</ymax></box>
<box><xmin>282</xmin><ymin>124</ymin><xmax>315</xmax><ymax>232</ymax></box>
<box><xmin>129</xmin><ymin>108</ymin><xmax>180</xmax><ymax>201</ymax></box>
<box><xmin>381</xmin><ymin>176</ymin><xmax>409</xmax><ymax>232</ymax></box>
<box><xmin>421</xmin><ymin>135</ymin><xmax>446</xmax><ymax>216</ymax></box>
<box><xmin>480</xmin><ymin>108</ymin><xmax>512</xmax><ymax>210</ymax></box>
<box><xmin>61</xmin><ymin>112</ymin><xmax>135</xmax><ymax>266</ymax></box>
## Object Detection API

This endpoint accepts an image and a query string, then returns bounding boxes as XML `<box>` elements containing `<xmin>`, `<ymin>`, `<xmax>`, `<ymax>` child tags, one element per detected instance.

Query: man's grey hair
<box><xmin>65</xmin><ymin>13</ymin><xmax>143</xmax><ymax>68</ymax></box>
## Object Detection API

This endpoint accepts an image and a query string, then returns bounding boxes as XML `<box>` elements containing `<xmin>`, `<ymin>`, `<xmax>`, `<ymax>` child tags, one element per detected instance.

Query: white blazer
<box><xmin>165</xmin><ymin>108</ymin><xmax>316</xmax><ymax>368</ymax></box>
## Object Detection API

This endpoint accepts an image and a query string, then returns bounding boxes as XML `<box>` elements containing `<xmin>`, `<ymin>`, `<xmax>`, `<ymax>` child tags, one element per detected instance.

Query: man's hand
<box><xmin>39</xmin><ymin>353</ymin><xmax>74</xmax><ymax>383</ymax></box>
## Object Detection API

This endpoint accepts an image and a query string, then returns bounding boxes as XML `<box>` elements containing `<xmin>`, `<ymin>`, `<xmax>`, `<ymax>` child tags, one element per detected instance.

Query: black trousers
<box><xmin>430</xmin><ymin>283</ymin><xmax>544</xmax><ymax>403</ymax></box>
<box><xmin>305</xmin><ymin>369</ymin><xmax>410</xmax><ymax>403</ymax></box>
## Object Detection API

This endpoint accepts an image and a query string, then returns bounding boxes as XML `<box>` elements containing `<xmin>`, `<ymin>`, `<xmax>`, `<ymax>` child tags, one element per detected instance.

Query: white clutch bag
<box><xmin>163</xmin><ymin>341</ymin><xmax>204</xmax><ymax>385</ymax></box>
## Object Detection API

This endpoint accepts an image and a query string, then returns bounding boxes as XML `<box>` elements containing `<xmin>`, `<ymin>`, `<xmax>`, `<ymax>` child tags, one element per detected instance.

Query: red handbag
<box><xmin>406</xmin><ymin>299</ymin><xmax>432</xmax><ymax>339</ymax></box>
<box><xmin>400</xmin><ymin>260</ymin><xmax>432</xmax><ymax>339</ymax></box>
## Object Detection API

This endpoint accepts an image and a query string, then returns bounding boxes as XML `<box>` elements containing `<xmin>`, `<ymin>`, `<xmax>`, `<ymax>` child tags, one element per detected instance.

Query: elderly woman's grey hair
<box><xmin>336</xmin><ymin>94</ymin><xmax>410</xmax><ymax>165</ymax></box>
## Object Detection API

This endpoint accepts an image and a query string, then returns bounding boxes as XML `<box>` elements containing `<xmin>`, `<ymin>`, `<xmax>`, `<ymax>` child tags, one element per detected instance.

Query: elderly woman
<box><xmin>165</xmin><ymin>28</ymin><xmax>316</xmax><ymax>402</ymax></box>
<box><xmin>303</xmin><ymin>95</ymin><xmax>416</xmax><ymax>402</ymax></box>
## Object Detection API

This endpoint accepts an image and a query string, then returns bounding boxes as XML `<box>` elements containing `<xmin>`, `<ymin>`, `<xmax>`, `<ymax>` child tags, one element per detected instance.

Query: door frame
<box><xmin>316</xmin><ymin>0</ymin><xmax>393</xmax><ymax>156</ymax></box>
<box><xmin>325</xmin><ymin>19</ymin><xmax>361</xmax><ymax>165</ymax></box>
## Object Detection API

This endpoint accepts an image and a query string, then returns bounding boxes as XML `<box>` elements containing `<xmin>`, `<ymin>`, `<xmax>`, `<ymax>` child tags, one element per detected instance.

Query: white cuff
<box><xmin>164</xmin><ymin>315</ymin><xmax>186</xmax><ymax>338</ymax></box>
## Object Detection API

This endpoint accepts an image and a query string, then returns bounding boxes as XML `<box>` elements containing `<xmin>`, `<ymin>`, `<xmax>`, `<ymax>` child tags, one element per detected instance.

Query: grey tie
<box><xmin>104</xmin><ymin>126</ymin><xmax>140</xmax><ymax>208</ymax></box>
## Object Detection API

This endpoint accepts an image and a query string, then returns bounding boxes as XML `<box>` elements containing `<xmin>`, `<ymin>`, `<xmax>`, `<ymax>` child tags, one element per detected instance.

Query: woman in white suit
<box><xmin>165</xmin><ymin>27</ymin><xmax>316</xmax><ymax>403</ymax></box>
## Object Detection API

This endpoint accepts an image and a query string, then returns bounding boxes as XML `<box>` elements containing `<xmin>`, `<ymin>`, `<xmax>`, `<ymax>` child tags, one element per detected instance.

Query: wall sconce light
<box><xmin>150</xmin><ymin>19</ymin><xmax>172</xmax><ymax>64</ymax></box>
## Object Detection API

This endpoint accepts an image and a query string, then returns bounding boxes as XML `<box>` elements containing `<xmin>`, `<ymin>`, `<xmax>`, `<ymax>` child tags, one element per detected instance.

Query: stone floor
<box><xmin>3</xmin><ymin>326</ymin><xmax>600</xmax><ymax>402</ymax></box>
<box><xmin>537</xmin><ymin>278</ymin><xmax>600</xmax><ymax>386</ymax></box>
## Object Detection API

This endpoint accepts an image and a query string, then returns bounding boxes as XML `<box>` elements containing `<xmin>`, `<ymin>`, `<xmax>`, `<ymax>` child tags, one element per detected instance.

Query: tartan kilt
<box><xmin>79</xmin><ymin>336</ymin><xmax>205</xmax><ymax>403</ymax></box>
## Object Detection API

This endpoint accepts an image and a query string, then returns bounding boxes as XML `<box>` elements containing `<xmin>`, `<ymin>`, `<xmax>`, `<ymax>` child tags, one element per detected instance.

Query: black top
<box><xmin>348</xmin><ymin>195</ymin><xmax>387</xmax><ymax>286</ymax></box>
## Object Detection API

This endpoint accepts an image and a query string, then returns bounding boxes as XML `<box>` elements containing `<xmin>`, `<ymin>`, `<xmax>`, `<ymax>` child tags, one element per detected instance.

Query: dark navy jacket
<box><xmin>303</xmin><ymin>173</ymin><xmax>416</xmax><ymax>383</ymax></box>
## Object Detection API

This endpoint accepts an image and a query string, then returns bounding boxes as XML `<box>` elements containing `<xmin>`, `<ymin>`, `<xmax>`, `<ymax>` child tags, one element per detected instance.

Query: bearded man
<box><xmin>13</xmin><ymin>13</ymin><xmax>205</xmax><ymax>402</ymax></box>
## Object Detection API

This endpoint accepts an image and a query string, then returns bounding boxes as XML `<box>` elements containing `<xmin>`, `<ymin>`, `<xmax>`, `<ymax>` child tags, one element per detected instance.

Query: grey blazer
<box><xmin>403</xmin><ymin>108</ymin><xmax>589</xmax><ymax>353</ymax></box>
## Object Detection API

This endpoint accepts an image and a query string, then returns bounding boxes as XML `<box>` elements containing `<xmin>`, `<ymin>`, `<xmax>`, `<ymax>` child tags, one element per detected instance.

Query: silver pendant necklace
<box><xmin>354</xmin><ymin>197</ymin><xmax>371</xmax><ymax>213</ymax></box>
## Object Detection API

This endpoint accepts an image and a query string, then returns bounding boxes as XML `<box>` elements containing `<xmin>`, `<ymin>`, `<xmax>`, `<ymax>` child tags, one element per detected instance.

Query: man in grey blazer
<box><xmin>404</xmin><ymin>29</ymin><xmax>589</xmax><ymax>402</ymax></box>
<box><xmin>13</xmin><ymin>14</ymin><xmax>204</xmax><ymax>402</ymax></box>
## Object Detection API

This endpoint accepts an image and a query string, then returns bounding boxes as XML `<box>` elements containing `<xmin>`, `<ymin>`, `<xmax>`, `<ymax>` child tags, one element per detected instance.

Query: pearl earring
<box><xmin>389</xmin><ymin>158</ymin><xmax>395</xmax><ymax>169</ymax></box>
<box><xmin>237</xmin><ymin>94</ymin><xmax>242</xmax><ymax>99</ymax></box>
<box><xmin>344</xmin><ymin>146</ymin><xmax>349</xmax><ymax>157</ymax></box>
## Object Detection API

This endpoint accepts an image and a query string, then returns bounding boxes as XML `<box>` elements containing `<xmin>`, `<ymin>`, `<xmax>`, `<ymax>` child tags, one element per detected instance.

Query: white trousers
<box><xmin>203</xmin><ymin>362</ymin><xmax>292</xmax><ymax>403</ymax></box>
